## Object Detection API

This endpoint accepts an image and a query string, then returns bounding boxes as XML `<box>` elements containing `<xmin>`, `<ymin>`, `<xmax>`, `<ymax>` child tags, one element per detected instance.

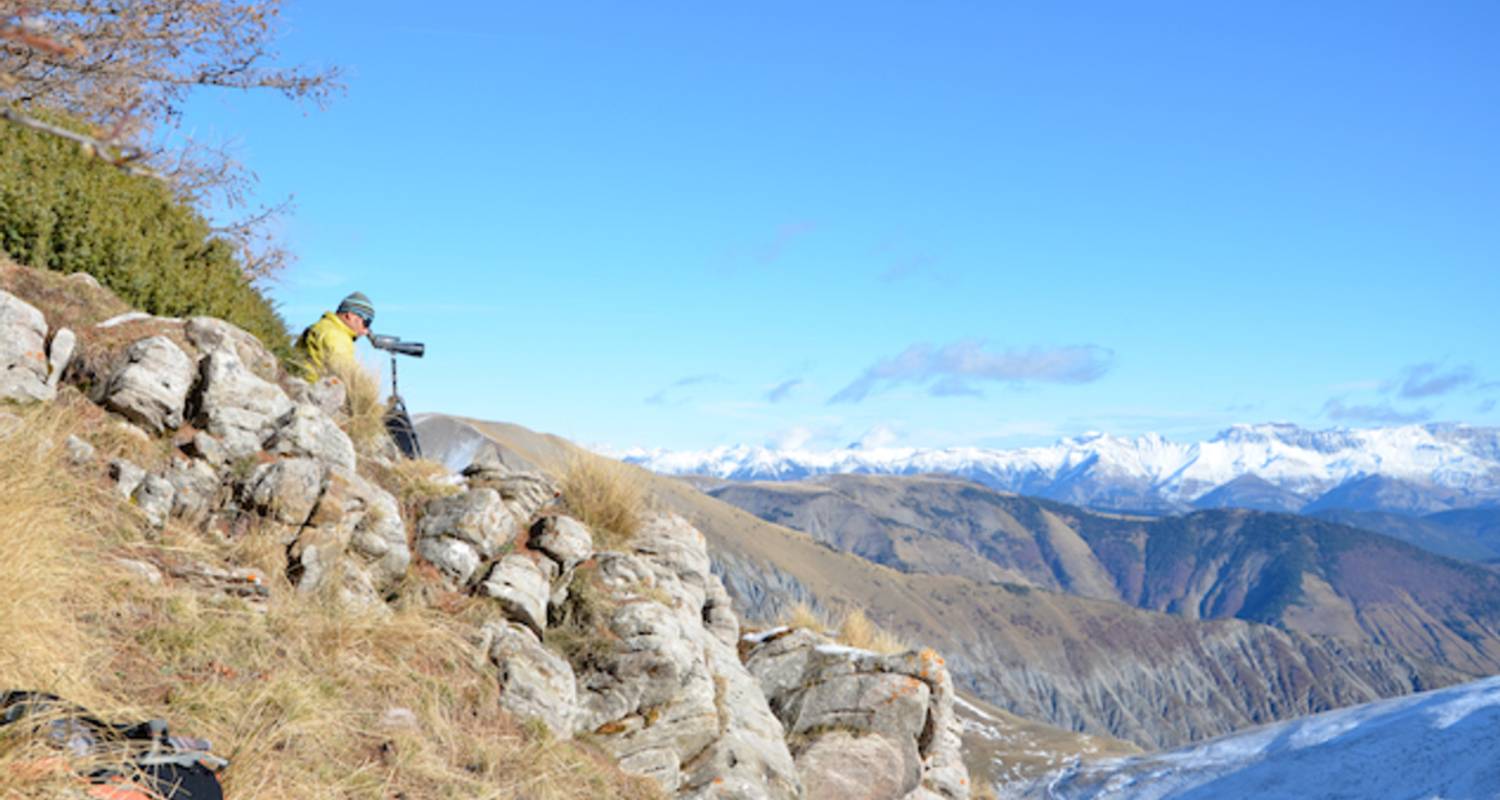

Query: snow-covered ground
<box><xmin>1007</xmin><ymin>675</ymin><xmax>1500</xmax><ymax>800</ymax></box>
<box><xmin>622</xmin><ymin>422</ymin><xmax>1500</xmax><ymax>511</ymax></box>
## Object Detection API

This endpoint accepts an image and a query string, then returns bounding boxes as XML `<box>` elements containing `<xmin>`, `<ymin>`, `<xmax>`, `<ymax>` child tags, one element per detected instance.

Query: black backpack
<box><xmin>0</xmin><ymin>690</ymin><xmax>226</xmax><ymax>799</ymax></box>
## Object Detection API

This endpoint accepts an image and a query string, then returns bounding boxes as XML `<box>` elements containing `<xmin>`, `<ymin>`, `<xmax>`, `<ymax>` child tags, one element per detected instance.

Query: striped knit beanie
<box><xmin>337</xmin><ymin>292</ymin><xmax>375</xmax><ymax>325</ymax></box>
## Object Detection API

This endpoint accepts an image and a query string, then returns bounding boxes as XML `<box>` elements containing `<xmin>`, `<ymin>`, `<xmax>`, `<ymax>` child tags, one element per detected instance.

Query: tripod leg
<box><xmin>384</xmin><ymin>396</ymin><xmax>422</xmax><ymax>459</ymax></box>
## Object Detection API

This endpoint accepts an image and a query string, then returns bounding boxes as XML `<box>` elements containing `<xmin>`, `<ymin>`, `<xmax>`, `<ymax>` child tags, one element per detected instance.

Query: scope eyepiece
<box><xmin>369</xmin><ymin>334</ymin><xmax>425</xmax><ymax>357</ymax></box>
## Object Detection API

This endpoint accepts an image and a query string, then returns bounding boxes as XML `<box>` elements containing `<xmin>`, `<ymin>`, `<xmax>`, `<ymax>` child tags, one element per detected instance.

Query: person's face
<box><xmin>339</xmin><ymin>311</ymin><xmax>369</xmax><ymax>338</ymax></box>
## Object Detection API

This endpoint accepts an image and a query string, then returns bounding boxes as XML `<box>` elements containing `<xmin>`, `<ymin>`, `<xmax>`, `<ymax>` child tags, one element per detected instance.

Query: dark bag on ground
<box><xmin>0</xmin><ymin>690</ymin><xmax>226</xmax><ymax>799</ymax></box>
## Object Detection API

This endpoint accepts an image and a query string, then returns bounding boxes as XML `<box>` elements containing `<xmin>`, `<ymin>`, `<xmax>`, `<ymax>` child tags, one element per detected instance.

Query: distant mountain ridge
<box><xmin>623</xmin><ymin>422</ymin><xmax>1500</xmax><ymax>515</ymax></box>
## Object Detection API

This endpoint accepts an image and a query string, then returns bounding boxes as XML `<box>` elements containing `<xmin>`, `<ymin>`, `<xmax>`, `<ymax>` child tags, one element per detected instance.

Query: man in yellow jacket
<box><xmin>293</xmin><ymin>291</ymin><xmax>374</xmax><ymax>381</ymax></box>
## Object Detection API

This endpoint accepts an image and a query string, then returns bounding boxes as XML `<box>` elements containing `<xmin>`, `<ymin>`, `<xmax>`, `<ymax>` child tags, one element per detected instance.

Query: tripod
<box><xmin>383</xmin><ymin>350</ymin><xmax>423</xmax><ymax>459</ymax></box>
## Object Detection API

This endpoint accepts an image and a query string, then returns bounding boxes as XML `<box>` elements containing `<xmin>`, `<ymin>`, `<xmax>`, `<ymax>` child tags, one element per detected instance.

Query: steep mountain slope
<box><xmin>623</xmin><ymin>423</ymin><xmax>1500</xmax><ymax>515</ymax></box>
<box><xmin>1018</xmin><ymin>674</ymin><xmax>1500</xmax><ymax>800</ymax></box>
<box><xmin>951</xmin><ymin>692</ymin><xmax>1141</xmax><ymax>790</ymax></box>
<box><xmin>698</xmin><ymin>474</ymin><xmax>1500</xmax><ymax>678</ymax></box>
<box><xmin>417</xmin><ymin>415</ymin><xmax>1467</xmax><ymax>750</ymax></box>
<box><xmin>1310</xmin><ymin>508</ymin><xmax>1500</xmax><ymax>563</ymax></box>
<box><xmin>1190</xmin><ymin>474</ymin><xmax>1304</xmax><ymax>513</ymax></box>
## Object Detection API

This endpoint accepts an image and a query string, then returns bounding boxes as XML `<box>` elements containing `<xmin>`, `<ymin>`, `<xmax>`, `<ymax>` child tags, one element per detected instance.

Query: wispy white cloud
<box><xmin>764</xmin><ymin>378</ymin><xmax>802</xmax><ymax>404</ymax></box>
<box><xmin>1322</xmin><ymin>397</ymin><xmax>1432</xmax><ymax>424</ymax></box>
<box><xmin>1394</xmin><ymin>362</ymin><xmax>1475</xmax><ymax>399</ymax></box>
<box><xmin>645</xmin><ymin>374</ymin><xmax>724</xmax><ymax>405</ymax></box>
<box><xmin>830</xmin><ymin>340</ymin><xmax>1114</xmax><ymax>404</ymax></box>
<box><xmin>720</xmin><ymin>221</ymin><xmax>816</xmax><ymax>273</ymax></box>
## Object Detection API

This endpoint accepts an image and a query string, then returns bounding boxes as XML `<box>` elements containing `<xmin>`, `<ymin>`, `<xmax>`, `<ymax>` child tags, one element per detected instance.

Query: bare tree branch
<box><xmin>0</xmin><ymin>105</ymin><xmax>163</xmax><ymax>179</ymax></box>
<box><xmin>0</xmin><ymin>2</ymin><xmax>340</xmax><ymax>280</ymax></box>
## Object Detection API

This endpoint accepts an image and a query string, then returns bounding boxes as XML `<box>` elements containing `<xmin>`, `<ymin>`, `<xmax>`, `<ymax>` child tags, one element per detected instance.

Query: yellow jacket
<box><xmin>294</xmin><ymin>311</ymin><xmax>357</xmax><ymax>381</ymax></box>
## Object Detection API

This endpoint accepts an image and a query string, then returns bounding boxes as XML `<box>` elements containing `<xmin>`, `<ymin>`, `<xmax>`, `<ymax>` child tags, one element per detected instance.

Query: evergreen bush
<box><xmin>0</xmin><ymin>117</ymin><xmax>291</xmax><ymax>358</ymax></box>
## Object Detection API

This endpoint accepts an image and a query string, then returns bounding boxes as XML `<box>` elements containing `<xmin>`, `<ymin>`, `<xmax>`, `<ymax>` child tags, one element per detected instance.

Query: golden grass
<box><xmin>781</xmin><ymin>602</ymin><xmax>827</xmax><ymax>633</ymax></box>
<box><xmin>778</xmin><ymin>604</ymin><xmax>909</xmax><ymax>655</ymax></box>
<box><xmin>0</xmin><ymin>403</ymin><xmax>662</xmax><ymax>800</ymax></box>
<box><xmin>836</xmin><ymin>609</ymin><xmax>910</xmax><ymax>655</ymax></box>
<box><xmin>558</xmin><ymin>453</ymin><xmax>648</xmax><ymax>549</ymax></box>
<box><xmin>0</xmin><ymin>404</ymin><xmax>120</xmax><ymax>704</ymax></box>
<box><xmin>326</xmin><ymin>357</ymin><xmax>394</xmax><ymax>460</ymax></box>
<box><xmin>366</xmin><ymin>456</ymin><xmax>460</xmax><ymax>522</ymax></box>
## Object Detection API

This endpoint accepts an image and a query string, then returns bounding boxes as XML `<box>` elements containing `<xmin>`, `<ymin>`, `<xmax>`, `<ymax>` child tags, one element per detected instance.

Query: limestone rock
<box><xmin>184</xmin><ymin>316</ymin><xmax>279</xmax><ymax>382</ymax></box>
<box><xmin>561</xmin><ymin>515</ymin><xmax>801</xmax><ymax>799</ymax></box>
<box><xmin>185</xmin><ymin>431</ymin><xmax>231</xmax><ymax>467</ymax></box>
<box><xmin>481</xmin><ymin>621</ymin><xmax>576</xmax><ymax>738</ymax></box>
<box><xmin>679</xmin><ymin>636</ymin><xmax>802</xmax><ymax>799</ymax></box>
<box><xmin>530</xmin><ymin>515</ymin><xmax>594</xmax><ymax>574</ymax></box>
<box><xmin>286</xmin><ymin>375</ymin><xmax>347</xmax><ymax>418</ymax></box>
<box><xmin>110</xmin><ymin>458</ymin><xmax>146</xmax><ymax>499</ymax></box>
<box><xmin>379</xmin><ymin>707</ymin><xmax>420</xmax><ymax>731</ymax></box>
<box><xmin>191</xmin><ymin>347</ymin><xmax>294</xmax><ymax>459</ymax></box>
<box><xmin>264</xmin><ymin>403</ymin><xmax>356</xmax><ymax>471</ymax></box>
<box><xmin>416</xmin><ymin>488</ymin><xmax>516</xmax><ymax>586</ymax></box>
<box><xmin>133</xmin><ymin>474</ymin><xmax>177</xmax><ymax>530</ymax></box>
<box><xmin>163</xmin><ymin>457</ymin><xmax>222</xmax><ymax>526</ymax></box>
<box><xmin>795</xmin><ymin>731</ymin><xmax>915</xmax><ymax>800</ymax></box>
<box><xmin>289</xmin><ymin>467</ymin><xmax>410</xmax><ymax>604</ymax></box>
<box><xmin>114</xmin><ymin>558</ymin><xmax>163</xmax><ymax>585</ymax></box>
<box><xmin>242</xmin><ymin>458</ymin><xmax>326</xmax><ymax>526</ymax></box>
<box><xmin>572</xmin><ymin>576</ymin><xmax>704</xmax><ymax>734</ymax></box>
<box><xmin>479</xmin><ymin>555</ymin><xmax>550</xmax><ymax>636</ymax></box>
<box><xmin>632</xmin><ymin>513</ymin><xmax>715</xmax><ymax>615</ymax></box>
<box><xmin>64</xmin><ymin>435</ymin><xmax>96</xmax><ymax>466</ymax></box>
<box><xmin>703</xmin><ymin>576</ymin><xmax>740</xmax><ymax>648</ymax></box>
<box><xmin>463</xmin><ymin>461</ymin><xmax>559</xmax><ymax>521</ymax></box>
<box><xmin>46</xmin><ymin>328</ymin><xmax>75</xmax><ymax>391</ymax></box>
<box><xmin>0</xmin><ymin>289</ymin><xmax>53</xmax><ymax>403</ymax></box>
<box><xmin>100</xmin><ymin>336</ymin><xmax>194</xmax><ymax>433</ymax></box>
<box><xmin>744</xmin><ymin>632</ymin><xmax>972</xmax><ymax>800</ymax></box>
<box><xmin>416</xmin><ymin>538</ymin><xmax>481</xmax><ymax>589</ymax></box>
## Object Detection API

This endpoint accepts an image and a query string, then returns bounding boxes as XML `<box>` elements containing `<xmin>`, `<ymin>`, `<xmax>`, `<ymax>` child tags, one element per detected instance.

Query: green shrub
<box><xmin>0</xmin><ymin>115</ymin><xmax>291</xmax><ymax>359</ymax></box>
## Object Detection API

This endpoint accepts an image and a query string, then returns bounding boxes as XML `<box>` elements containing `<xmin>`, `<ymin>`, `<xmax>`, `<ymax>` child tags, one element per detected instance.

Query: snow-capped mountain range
<box><xmin>622</xmin><ymin>423</ymin><xmax>1500</xmax><ymax>515</ymax></box>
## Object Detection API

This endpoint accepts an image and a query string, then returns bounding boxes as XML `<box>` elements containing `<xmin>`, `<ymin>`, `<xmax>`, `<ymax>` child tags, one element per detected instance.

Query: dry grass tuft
<box><xmin>781</xmin><ymin>602</ymin><xmax>827</xmax><ymax>633</ymax></box>
<box><xmin>326</xmin><ymin>357</ymin><xmax>394</xmax><ymax>460</ymax></box>
<box><xmin>836</xmin><ymin>609</ymin><xmax>909</xmax><ymax>655</ymax></box>
<box><xmin>559</xmin><ymin>453</ymin><xmax>648</xmax><ymax>549</ymax></box>
<box><xmin>778</xmin><ymin>604</ymin><xmax>909</xmax><ymax>655</ymax></box>
<box><xmin>367</xmin><ymin>456</ymin><xmax>460</xmax><ymax>521</ymax></box>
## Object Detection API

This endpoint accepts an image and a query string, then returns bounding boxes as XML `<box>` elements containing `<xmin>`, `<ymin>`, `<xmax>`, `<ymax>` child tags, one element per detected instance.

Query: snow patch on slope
<box><xmin>1014</xmin><ymin>675</ymin><xmax>1500</xmax><ymax>799</ymax></box>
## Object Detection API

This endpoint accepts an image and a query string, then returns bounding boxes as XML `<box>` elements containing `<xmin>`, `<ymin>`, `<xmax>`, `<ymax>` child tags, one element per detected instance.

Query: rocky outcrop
<box><xmin>1</xmin><ymin>289</ymin><xmax>70</xmax><ymax>403</ymax></box>
<box><xmin>745</xmin><ymin>631</ymin><xmax>970</xmax><ymax>800</ymax></box>
<box><xmin>416</xmin><ymin>488</ymin><xmax>518</xmax><ymax>586</ymax></box>
<box><xmin>100</xmin><ymin>336</ymin><xmax>195</xmax><ymax>433</ymax></box>
<box><xmin>5</xmin><ymin>274</ymin><xmax>978</xmax><ymax>798</ymax></box>
<box><xmin>3</xmin><ymin>288</ymin><xmax>414</xmax><ymax>607</ymax></box>
<box><xmin>191</xmin><ymin>346</ymin><xmax>295</xmax><ymax>460</ymax></box>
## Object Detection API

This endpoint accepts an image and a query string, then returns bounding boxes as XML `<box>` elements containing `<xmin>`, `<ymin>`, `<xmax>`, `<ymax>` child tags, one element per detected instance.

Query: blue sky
<box><xmin>184</xmin><ymin>1</ymin><xmax>1500</xmax><ymax>452</ymax></box>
